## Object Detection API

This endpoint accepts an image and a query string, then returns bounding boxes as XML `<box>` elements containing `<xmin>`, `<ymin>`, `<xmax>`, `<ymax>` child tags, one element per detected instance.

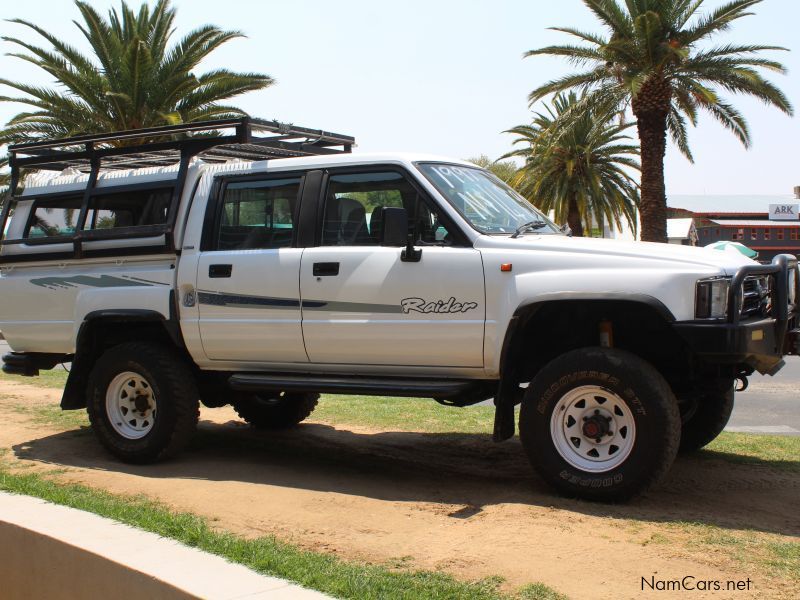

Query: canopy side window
<box><xmin>24</xmin><ymin>195</ymin><xmax>84</xmax><ymax>239</ymax></box>
<box><xmin>85</xmin><ymin>187</ymin><xmax>173</xmax><ymax>231</ymax></box>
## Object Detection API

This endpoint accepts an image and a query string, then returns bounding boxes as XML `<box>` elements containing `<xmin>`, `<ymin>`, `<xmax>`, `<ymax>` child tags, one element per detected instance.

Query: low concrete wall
<box><xmin>0</xmin><ymin>520</ymin><xmax>194</xmax><ymax>600</ymax></box>
<box><xmin>0</xmin><ymin>492</ymin><xmax>328</xmax><ymax>599</ymax></box>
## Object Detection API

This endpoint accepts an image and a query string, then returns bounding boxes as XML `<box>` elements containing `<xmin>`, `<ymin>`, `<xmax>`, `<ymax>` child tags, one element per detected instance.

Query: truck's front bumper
<box><xmin>672</xmin><ymin>319</ymin><xmax>798</xmax><ymax>374</ymax></box>
<box><xmin>672</xmin><ymin>254</ymin><xmax>800</xmax><ymax>375</ymax></box>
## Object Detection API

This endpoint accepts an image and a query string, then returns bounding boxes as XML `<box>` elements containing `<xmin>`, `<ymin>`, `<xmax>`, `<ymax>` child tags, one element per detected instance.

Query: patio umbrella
<box><xmin>704</xmin><ymin>241</ymin><xmax>759</xmax><ymax>259</ymax></box>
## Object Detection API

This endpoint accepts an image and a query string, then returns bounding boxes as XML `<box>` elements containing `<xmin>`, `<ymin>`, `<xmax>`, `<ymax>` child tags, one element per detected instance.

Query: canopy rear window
<box><xmin>22</xmin><ymin>187</ymin><xmax>174</xmax><ymax>241</ymax></box>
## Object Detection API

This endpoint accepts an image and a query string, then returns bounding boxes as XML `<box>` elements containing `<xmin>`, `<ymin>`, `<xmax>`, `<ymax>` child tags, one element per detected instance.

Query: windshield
<box><xmin>417</xmin><ymin>163</ymin><xmax>560</xmax><ymax>235</ymax></box>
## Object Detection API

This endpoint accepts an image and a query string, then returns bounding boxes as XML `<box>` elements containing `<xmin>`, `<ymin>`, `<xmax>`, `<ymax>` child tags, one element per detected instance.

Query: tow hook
<box><xmin>735</xmin><ymin>375</ymin><xmax>749</xmax><ymax>392</ymax></box>
<box><xmin>784</xmin><ymin>328</ymin><xmax>800</xmax><ymax>355</ymax></box>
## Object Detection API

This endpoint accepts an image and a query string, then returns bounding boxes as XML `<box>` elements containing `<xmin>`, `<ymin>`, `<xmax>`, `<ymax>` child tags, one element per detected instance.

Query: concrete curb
<box><xmin>0</xmin><ymin>491</ymin><xmax>333</xmax><ymax>600</ymax></box>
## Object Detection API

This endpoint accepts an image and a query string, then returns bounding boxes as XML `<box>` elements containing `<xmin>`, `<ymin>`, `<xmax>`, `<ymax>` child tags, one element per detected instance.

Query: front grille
<box><xmin>741</xmin><ymin>275</ymin><xmax>771</xmax><ymax>319</ymax></box>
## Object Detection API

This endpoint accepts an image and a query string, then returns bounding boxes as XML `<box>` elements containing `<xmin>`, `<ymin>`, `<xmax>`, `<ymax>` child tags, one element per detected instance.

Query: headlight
<box><xmin>696</xmin><ymin>277</ymin><xmax>730</xmax><ymax>319</ymax></box>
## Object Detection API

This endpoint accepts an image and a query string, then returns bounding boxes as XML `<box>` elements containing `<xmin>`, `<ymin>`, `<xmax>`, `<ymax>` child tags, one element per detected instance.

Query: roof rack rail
<box><xmin>0</xmin><ymin>118</ymin><xmax>355</xmax><ymax>258</ymax></box>
<box><xmin>7</xmin><ymin>117</ymin><xmax>354</xmax><ymax>186</ymax></box>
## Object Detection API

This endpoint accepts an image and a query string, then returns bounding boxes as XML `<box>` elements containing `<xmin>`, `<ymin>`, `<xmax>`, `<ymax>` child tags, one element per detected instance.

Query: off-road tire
<box><xmin>87</xmin><ymin>342</ymin><xmax>199</xmax><ymax>464</ymax></box>
<box><xmin>232</xmin><ymin>392</ymin><xmax>319</xmax><ymax>430</ymax></box>
<box><xmin>519</xmin><ymin>347</ymin><xmax>681</xmax><ymax>502</ymax></box>
<box><xmin>679</xmin><ymin>382</ymin><xmax>734</xmax><ymax>453</ymax></box>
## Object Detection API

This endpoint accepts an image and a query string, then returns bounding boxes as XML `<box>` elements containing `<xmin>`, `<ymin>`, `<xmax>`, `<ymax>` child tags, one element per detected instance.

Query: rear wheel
<box><xmin>679</xmin><ymin>381</ymin><xmax>734</xmax><ymax>453</ymax></box>
<box><xmin>519</xmin><ymin>347</ymin><xmax>681</xmax><ymax>501</ymax></box>
<box><xmin>233</xmin><ymin>392</ymin><xmax>319</xmax><ymax>430</ymax></box>
<box><xmin>87</xmin><ymin>342</ymin><xmax>199</xmax><ymax>464</ymax></box>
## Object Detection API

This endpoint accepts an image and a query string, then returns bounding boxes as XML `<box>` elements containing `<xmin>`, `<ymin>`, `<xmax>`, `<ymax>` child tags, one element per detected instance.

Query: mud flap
<box><xmin>492</xmin><ymin>381</ymin><xmax>517</xmax><ymax>442</ymax></box>
<box><xmin>493</xmin><ymin>401</ymin><xmax>516</xmax><ymax>442</ymax></box>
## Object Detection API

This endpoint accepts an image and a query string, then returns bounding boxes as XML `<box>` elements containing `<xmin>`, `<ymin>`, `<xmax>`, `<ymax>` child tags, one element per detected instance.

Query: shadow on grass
<box><xmin>11</xmin><ymin>418</ymin><xmax>800</xmax><ymax>538</ymax></box>
<box><xmin>692</xmin><ymin>448</ymin><xmax>800</xmax><ymax>473</ymax></box>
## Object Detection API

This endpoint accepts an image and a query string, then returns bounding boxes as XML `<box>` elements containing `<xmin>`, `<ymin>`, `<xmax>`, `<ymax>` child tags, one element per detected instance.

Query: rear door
<box><xmin>299</xmin><ymin>168</ymin><xmax>485</xmax><ymax>367</ymax></box>
<box><xmin>196</xmin><ymin>174</ymin><xmax>307</xmax><ymax>363</ymax></box>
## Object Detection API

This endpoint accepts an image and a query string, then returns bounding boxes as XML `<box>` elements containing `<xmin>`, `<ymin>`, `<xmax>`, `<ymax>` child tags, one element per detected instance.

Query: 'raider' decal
<box><xmin>401</xmin><ymin>297</ymin><xmax>479</xmax><ymax>314</ymax></box>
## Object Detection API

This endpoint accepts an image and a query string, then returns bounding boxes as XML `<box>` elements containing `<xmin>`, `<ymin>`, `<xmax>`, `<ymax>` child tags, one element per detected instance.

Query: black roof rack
<box><xmin>8</xmin><ymin>117</ymin><xmax>354</xmax><ymax>183</ymax></box>
<box><xmin>0</xmin><ymin>118</ymin><xmax>355</xmax><ymax>258</ymax></box>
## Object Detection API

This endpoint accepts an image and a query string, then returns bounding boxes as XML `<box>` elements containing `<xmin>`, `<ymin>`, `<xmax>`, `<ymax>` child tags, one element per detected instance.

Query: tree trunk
<box><xmin>632</xmin><ymin>76</ymin><xmax>672</xmax><ymax>243</ymax></box>
<box><xmin>636</xmin><ymin>112</ymin><xmax>668</xmax><ymax>242</ymax></box>
<box><xmin>567</xmin><ymin>196</ymin><xmax>584</xmax><ymax>237</ymax></box>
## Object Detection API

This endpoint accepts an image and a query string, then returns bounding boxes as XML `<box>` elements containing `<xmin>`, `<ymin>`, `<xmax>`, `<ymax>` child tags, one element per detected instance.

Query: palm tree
<box><xmin>466</xmin><ymin>155</ymin><xmax>519</xmax><ymax>185</ymax></box>
<box><xmin>503</xmin><ymin>92</ymin><xmax>640</xmax><ymax>237</ymax></box>
<box><xmin>525</xmin><ymin>0</ymin><xmax>792</xmax><ymax>242</ymax></box>
<box><xmin>0</xmin><ymin>0</ymin><xmax>273</xmax><ymax>148</ymax></box>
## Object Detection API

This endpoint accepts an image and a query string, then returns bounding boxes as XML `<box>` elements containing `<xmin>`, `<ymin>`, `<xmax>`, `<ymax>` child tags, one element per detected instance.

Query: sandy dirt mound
<box><xmin>0</xmin><ymin>380</ymin><xmax>796</xmax><ymax>599</ymax></box>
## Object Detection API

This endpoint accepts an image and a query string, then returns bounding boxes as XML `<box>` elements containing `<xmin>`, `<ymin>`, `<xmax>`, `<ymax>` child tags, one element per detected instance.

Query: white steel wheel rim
<box><xmin>105</xmin><ymin>371</ymin><xmax>157</xmax><ymax>440</ymax></box>
<box><xmin>550</xmin><ymin>385</ymin><xmax>636</xmax><ymax>473</ymax></box>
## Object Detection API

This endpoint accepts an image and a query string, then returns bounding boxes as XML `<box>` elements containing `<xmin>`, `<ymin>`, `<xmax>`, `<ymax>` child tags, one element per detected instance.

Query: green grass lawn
<box><xmin>0</xmin><ymin>367</ymin><xmax>70</xmax><ymax>389</ymax></box>
<box><xmin>655</xmin><ymin>521</ymin><xmax>800</xmax><ymax>585</ymax></box>
<box><xmin>699</xmin><ymin>432</ymin><xmax>800</xmax><ymax>472</ymax></box>
<box><xmin>314</xmin><ymin>394</ymin><xmax>496</xmax><ymax>434</ymax></box>
<box><xmin>0</xmin><ymin>369</ymin><xmax>497</xmax><ymax>433</ymax></box>
<box><xmin>2</xmin><ymin>370</ymin><xmax>800</xmax><ymax>465</ymax></box>
<box><xmin>1</xmin><ymin>368</ymin><xmax>799</xmax><ymax>596</ymax></box>
<box><xmin>0</xmin><ymin>466</ymin><xmax>565</xmax><ymax>600</ymax></box>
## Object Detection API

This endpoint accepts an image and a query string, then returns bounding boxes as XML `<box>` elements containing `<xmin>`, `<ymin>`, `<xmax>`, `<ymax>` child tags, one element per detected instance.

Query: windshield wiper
<box><xmin>510</xmin><ymin>220</ymin><xmax>548</xmax><ymax>238</ymax></box>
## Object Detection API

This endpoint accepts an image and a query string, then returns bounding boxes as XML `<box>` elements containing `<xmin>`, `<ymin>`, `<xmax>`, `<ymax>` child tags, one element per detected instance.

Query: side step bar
<box><xmin>228</xmin><ymin>373</ymin><xmax>476</xmax><ymax>398</ymax></box>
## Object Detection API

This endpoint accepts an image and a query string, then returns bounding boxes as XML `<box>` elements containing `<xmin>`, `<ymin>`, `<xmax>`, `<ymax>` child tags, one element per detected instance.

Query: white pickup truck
<box><xmin>1</xmin><ymin>118</ymin><xmax>798</xmax><ymax>501</ymax></box>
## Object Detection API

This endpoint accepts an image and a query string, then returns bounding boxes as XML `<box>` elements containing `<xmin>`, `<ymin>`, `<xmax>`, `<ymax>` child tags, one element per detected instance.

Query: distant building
<box><xmin>667</xmin><ymin>218</ymin><xmax>698</xmax><ymax>246</ymax></box>
<box><xmin>667</xmin><ymin>193</ymin><xmax>800</xmax><ymax>262</ymax></box>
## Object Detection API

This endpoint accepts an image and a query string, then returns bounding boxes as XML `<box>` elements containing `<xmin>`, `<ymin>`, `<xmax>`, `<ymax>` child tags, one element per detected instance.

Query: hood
<box><xmin>475</xmin><ymin>234</ymin><xmax>756</xmax><ymax>274</ymax></box>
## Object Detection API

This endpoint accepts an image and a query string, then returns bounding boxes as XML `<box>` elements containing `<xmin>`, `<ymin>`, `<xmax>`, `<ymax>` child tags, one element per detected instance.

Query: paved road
<box><xmin>729</xmin><ymin>355</ymin><xmax>799</xmax><ymax>435</ymax></box>
<box><xmin>1</xmin><ymin>340</ymin><xmax>796</xmax><ymax>434</ymax></box>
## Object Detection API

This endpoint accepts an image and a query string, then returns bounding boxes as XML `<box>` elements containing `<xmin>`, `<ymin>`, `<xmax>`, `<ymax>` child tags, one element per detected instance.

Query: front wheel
<box><xmin>87</xmin><ymin>342</ymin><xmax>199</xmax><ymax>464</ymax></box>
<box><xmin>519</xmin><ymin>347</ymin><xmax>681</xmax><ymax>501</ymax></box>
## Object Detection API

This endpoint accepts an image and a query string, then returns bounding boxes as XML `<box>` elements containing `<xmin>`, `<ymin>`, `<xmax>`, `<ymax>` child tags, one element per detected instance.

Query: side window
<box><xmin>321</xmin><ymin>171</ymin><xmax>454</xmax><ymax>246</ymax></box>
<box><xmin>22</xmin><ymin>188</ymin><xmax>173</xmax><ymax>240</ymax></box>
<box><xmin>415</xmin><ymin>200</ymin><xmax>453</xmax><ymax>245</ymax></box>
<box><xmin>216</xmin><ymin>177</ymin><xmax>301</xmax><ymax>251</ymax></box>
<box><xmin>85</xmin><ymin>188</ymin><xmax>172</xmax><ymax>230</ymax></box>
<box><xmin>24</xmin><ymin>196</ymin><xmax>83</xmax><ymax>238</ymax></box>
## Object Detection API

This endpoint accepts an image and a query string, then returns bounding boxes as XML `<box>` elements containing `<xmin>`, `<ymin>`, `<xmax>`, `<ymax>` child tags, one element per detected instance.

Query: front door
<box><xmin>196</xmin><ymin>175</ymin><xmax>308</xmax><ymax>363</ymax></box>
<box><xmin>300</xmin><ymin>169</ymin><xmax>485</xmax><ymax>367</ymax></box>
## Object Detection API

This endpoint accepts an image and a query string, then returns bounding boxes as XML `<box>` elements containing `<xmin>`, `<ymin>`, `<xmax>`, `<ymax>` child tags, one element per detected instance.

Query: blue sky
<box><xmin>1</xmin><ymin>0</ymin><xmax>797</xmax><ymax>195</ymax></box>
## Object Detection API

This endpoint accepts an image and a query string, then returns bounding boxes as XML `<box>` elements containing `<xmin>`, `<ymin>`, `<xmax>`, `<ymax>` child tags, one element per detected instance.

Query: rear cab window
<box><xmin>214</xmin><ymin>177</ymin><xmax>301</xmax><ymax>251</ymax></box>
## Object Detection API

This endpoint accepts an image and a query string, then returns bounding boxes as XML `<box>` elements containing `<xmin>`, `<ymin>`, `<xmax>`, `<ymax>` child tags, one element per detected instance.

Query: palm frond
<box><xmin>682</xmin><ymin>0</ymin><xmax>762</xmax><ymax>43</ymax></box>
<box><xmin>505</xmin><ymin>92</ymin><xmax>640</xmax><ymax>235</ymax></box>
<box><xmin>666</xmin><ymin>108</ymin><xmax>694</xmax><ymax>161</ymax></box>
<box><xmin>548</xmin><ymin>27</ymin><xmax>607</xmax><ymax>46</ymax></box>
<box><xmin>523</xmin><ymin>45</ymin><xmax>605</xmax><ymax>65</ymax></box>
<box><xmin>528</xmin><ymin>68</ymin><xmax>612</xmax><ymax>105</ymax></box>
<box><xmin>0</xmin><ymin>0</ymin><xmax>274</xmax><ymax>146</ymax></box>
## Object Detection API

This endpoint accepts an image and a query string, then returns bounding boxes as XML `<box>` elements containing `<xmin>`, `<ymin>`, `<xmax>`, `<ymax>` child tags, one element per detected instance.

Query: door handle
<box><xmin>209</xmin><ymin>264</ymin><xmax>232</xmax><ymax>278</ymax></box>
<box><xmin>313</xmin><ymin>262</ymin><xmax>340</xmax><ymax>277</ymax></box>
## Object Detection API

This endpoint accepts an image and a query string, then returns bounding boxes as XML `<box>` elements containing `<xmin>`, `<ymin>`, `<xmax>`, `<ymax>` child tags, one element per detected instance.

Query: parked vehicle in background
<box><xmin>1</xmin><ymin>119</ymin><xmax>798</xmax><ymax>501</ymax></box>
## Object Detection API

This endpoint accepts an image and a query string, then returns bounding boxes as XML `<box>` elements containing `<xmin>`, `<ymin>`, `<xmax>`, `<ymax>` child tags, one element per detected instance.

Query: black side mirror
<box><xmin>381</xmin><ymin>207</ymin><xmax>408</xmax><ymax>246</ymax></box>
<box><xmin>380</xmin><ymin>207</ymin><xmax>422</xmax><ymax>262</ymax></box>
